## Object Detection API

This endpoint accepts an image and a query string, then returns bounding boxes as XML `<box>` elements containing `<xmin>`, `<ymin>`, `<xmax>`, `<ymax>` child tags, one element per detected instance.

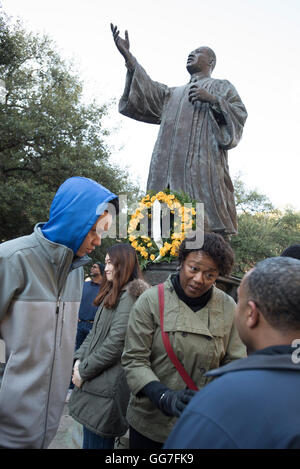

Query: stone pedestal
<box><xmin>144</xmin><ymin>261</ymin><xmax>179</xmax><ymax>285</ymax></box>
<box><xmin>144</xmin><ymin>261</ymin><xmax>241</xmax><ymax>301</ymax></box>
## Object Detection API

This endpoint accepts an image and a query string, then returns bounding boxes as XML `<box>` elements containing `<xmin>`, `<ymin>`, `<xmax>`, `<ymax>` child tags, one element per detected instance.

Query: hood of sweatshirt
<box><xmin>41</xmin><ymin>177</ymin><xmax>117</xmax><ymax>254</ymax></box>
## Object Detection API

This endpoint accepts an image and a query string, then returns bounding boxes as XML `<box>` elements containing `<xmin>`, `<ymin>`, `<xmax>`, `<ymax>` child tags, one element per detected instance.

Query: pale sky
<box><xmin>2</xmin><ymin>0</ymin><xmax>300</xmax><ymax>210</ymax></box>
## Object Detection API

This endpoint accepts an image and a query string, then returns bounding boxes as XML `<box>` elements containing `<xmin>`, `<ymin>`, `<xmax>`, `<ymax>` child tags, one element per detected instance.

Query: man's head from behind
<box><xmin>235</xmin><ymin>257</ymin><xmax>300</xmax><ymax>353</ymax></box>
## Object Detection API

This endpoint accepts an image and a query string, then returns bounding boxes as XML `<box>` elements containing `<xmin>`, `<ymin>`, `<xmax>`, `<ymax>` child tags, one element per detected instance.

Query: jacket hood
<box><xmin>126</xmin><ymin>279</ymin><xmax>150</xmax><ymax>298</ymax></box>
<box><xmin>41</xmin><ymin>177</ymin><xmax>117</xmax><ymax>254</ymax></box>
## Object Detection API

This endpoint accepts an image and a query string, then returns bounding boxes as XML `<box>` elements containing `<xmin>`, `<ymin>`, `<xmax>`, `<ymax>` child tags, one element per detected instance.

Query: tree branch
<box><xmin>3</xmin><ymin>166</ymin><xmax>37</xmax><ymax>175</ymax></box>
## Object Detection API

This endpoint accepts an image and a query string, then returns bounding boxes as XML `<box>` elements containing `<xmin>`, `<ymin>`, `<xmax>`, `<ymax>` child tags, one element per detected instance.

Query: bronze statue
<box><xmin>111</xmin><ymin>24</ymin><xmax>247</xmax><ymax>236</ymax></box>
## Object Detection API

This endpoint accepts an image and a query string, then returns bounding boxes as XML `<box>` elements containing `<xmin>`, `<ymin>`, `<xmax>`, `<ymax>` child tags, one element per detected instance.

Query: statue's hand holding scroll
<box><xmin>188</xmin><ymin>84</ymin><xmax>217</xmax><ymax>106</ymax></box>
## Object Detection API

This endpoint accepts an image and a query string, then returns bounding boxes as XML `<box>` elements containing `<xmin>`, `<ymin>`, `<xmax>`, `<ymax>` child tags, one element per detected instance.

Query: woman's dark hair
<box><xmin>94</xmin><ymin>243</ymin><xmax>143</xmax><ymax>309</ymax></box>
<box><xmin>178</xmin><ymin>231</ymin><xmax>234</xmax><ymax>276</ymax></box>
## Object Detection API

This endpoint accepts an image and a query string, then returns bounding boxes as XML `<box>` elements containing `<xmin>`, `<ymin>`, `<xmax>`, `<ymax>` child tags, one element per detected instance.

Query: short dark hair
<box><xmin>281</xmin><ymin>243</ymin><xmax>300</xmax><ymax>260</ymax></box>
<box><xmin>245</xmin><ymin>257</ymin><xmax>300</xmax><ymax>330</ymax></box>
<box><xmin>95</xmin><ymin>262</ymin><xmax>105</xmax><ymax>275</ymax></box>
<box><xmin>178</xmin><ymin>231</ymin><xmax>234</xmax><ymax>276</ymax></box>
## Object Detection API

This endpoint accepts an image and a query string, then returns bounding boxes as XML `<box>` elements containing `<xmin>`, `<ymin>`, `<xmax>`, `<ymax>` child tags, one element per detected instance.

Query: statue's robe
<box><xmin>119</xmin><ymin>63</ymin><xmax>247</xmax><ymax>235</ymax></box>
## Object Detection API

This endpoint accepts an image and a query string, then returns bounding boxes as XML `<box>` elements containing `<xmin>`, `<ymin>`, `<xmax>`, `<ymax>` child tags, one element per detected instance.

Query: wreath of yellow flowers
<box><xmin>127</xmin><ymin>191</ymin><xmax>197</xmax><ymax>268</ymax></box>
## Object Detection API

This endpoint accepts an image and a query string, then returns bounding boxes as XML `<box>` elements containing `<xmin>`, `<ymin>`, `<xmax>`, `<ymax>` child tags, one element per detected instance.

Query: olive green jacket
<box><xmin>121</xmin><ymin>276</ymin><xmax>246</xmax><ymax>443</ymax></box>
<box><xmin>68</xmin><ymin>279</ymin><xmax>149</xmax><ymax>438</ymax></box>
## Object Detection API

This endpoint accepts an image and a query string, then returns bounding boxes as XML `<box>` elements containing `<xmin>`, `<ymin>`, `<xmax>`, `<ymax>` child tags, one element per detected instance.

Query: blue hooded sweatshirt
<box><xmin>41</xmin><ymin>177</ymin><xmax>117</xmax><ymax>254</ymax></box>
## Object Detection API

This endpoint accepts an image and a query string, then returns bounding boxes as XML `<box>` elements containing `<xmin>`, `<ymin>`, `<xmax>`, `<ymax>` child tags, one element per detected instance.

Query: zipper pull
<box><xmin>56</xmin><ymin>296</ymin><xmax>61</xmax><ymax>314</ymax></box>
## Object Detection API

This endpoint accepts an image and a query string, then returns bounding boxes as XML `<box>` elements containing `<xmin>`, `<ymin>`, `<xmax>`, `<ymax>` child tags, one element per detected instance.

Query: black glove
<box><xmin>158</xmin><ymin>388</ymin><xmax>196</xmax><ymax>417</ymax></box>
<box><xmin>139</xmin><ymin>381</ymin><xmax>197</xmax><ymax>418</ymax></box>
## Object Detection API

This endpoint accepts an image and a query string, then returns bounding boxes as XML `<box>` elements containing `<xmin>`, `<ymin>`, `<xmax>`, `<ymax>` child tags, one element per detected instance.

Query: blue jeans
<box><xmin>75</xmin><ymin>320</ymin><xmax>93</xmax><ymax>350</ymax></box>
<box><xmin>83</xmin><ymin>426</ymin><xmax>115</xmax><ymax>449</ymax></box>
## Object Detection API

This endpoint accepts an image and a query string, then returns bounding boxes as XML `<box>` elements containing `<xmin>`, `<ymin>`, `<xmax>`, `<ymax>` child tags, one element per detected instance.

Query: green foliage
<box><xmin>231</xmin><ymin>177</ymin><xmax>300</xmax><ymax>277</ymax></box>
<box><xmin>233</xmin><ymin>174</ymin><xmax>274</xmax><ymax>213</ymax></box>
<box><xmin>0</xmin><ymin>11</ymin><xmax>140</xmax><ymax>241</ymax></box>
<box><xmin>0</xmin><ymin>12</ymin><xmax>17</xmax><ymax>66</ymax></box>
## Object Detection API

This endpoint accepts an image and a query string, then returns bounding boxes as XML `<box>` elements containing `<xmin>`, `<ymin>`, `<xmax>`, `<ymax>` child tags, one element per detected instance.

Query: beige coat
<box><xmin>121</xmin><ymin>276</ymin><xmax>246</xmax><ymax>443</ymax></box>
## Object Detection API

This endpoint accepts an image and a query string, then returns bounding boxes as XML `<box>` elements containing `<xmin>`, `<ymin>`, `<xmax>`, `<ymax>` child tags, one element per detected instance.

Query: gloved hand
<box><xmin>158</xmin><ymin>389</ymin><xmax>197</xmax><ymax>417</ymax></box>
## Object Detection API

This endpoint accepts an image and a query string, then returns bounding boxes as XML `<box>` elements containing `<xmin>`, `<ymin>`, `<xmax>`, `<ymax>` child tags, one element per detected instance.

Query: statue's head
<box><xmin>186</xmin><ymin>46</ymin><xmax>216</xmax><ymax>75</ymax></box>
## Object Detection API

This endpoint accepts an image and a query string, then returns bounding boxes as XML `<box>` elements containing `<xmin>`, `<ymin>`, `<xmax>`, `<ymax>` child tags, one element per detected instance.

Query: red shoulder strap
<box><xmin>158</xmin><ymin>283</ymin><xmax>198</xmax><ymax>391</ymax></box>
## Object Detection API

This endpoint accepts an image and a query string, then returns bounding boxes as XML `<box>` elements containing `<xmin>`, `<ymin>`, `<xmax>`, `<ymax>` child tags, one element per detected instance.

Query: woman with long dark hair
<box><xmin>68</xmin><ymin>243</ymin><xmax>149</xmax><ymax>449</ymax></box>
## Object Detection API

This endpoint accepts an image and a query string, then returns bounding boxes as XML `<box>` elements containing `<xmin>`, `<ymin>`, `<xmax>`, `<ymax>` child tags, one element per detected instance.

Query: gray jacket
<box><xmin>68</xmin><ymin>279</ymin><xmax>150</xmax><ymax>438</ymax></box>
<box><xmin>0</xmin><ymin>224</ymin><xmax>86</xmax><ymax>448</ymax></box>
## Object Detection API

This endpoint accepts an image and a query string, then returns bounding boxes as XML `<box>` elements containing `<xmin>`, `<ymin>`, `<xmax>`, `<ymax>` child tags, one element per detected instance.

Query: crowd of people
<box><xmin>0</xmin><ymin>177</ymin><xmax>299</xmax><ymax>449</ymax></box>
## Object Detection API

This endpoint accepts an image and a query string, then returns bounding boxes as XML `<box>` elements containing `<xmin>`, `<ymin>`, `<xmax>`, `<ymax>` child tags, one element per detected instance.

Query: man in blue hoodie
<box><xmin>165</xmin><ymin>256</ymin><xmax>300</xmax><ymax>449</ymax></box>
<box><xmin>0</xmin><ymin>177</ymin><xmax>118</xmax><ymax>448</ymax></box>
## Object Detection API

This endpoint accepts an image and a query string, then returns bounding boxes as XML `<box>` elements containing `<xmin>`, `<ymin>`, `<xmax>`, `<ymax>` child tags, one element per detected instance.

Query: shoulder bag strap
<box><xmin>158</xmin><ymin>283</ymin><xmax>198</xmax><ymax>391</ymax></box>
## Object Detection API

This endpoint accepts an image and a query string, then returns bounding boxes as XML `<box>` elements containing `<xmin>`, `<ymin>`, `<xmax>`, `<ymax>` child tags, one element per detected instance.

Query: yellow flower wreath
<box><xmin>127</xmin><ymin>191</ymin><xmax>196</xmax><ymax>268</ymax></box>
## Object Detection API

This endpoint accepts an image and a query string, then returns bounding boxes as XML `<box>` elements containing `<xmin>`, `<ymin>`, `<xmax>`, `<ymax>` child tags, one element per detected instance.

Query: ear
<box><xmin>245</xmin><ymin>300</ymin><xmax>260</xmax><ymax>328</ymax></box>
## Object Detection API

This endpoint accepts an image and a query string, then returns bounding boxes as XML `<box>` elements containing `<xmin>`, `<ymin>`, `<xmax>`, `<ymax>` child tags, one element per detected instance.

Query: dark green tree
<box><xmin>0</xmin><ymin>11</ymin><xmax>17</xmax><ymax>66</ymax></box>
<box><xmin>0</xmin><ymin>11</ymin><xmax>140</xmax><ymax>242</ymax></box>
<box><xmin>231</xmin><ymin>177</ymin><xmax>300</xmax><ymax>277</ymax></box>
<box><xmin>233</xmin><ymin>174</ymin><xmax>274</xmax><ymax>214</ymax></box>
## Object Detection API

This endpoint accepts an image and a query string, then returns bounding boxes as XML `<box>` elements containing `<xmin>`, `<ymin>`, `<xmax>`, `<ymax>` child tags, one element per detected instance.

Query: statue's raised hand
<box><xmin>111</xmin><ymin>23</ymin><xmax>130</xmax><ymax>61</ymax></box>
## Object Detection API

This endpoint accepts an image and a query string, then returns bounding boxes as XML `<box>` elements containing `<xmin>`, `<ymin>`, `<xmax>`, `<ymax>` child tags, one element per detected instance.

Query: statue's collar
<box><xmin>189</xmin><ymin>74</ymin><xmax>211</xmax><ymax>83</ymax></box>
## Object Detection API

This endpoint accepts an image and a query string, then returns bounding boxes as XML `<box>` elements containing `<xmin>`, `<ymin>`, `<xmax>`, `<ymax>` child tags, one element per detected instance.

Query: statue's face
<box><xmin>186</xmin><ymin>47</ymin><xmax>212</xmax><ymax>75</ymax></box>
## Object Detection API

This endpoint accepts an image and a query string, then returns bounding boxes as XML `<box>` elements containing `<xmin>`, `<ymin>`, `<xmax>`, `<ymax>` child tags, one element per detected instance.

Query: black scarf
<box><xmin>170</xmin><ymin>273</ymin><xmax>213</xmax><ymax>312</ymax></box>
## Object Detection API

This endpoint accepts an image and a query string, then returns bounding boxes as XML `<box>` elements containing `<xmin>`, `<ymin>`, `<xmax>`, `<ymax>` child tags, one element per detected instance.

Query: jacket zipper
<box><xmin>59</xmin><ymin>301</ymin><xmax>66</xmax><ymax>347</ymax></box>
<box><xmin>41</xmin><ymin>296</ymin><xmax>60</xmax><ymax>448</ymax></box>
<box><xmin>41</xmin><ymin>248</ymin><xmax>75</xmax><ymax>447</ymax></box>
